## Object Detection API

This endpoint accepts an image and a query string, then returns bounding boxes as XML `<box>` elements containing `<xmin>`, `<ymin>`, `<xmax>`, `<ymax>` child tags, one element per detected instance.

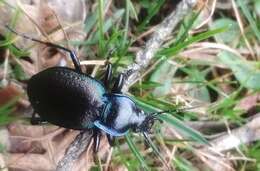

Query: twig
<box><xmin>204</xmin><ymin>113</ymin><xmax>260</xmax><ymax>152</ymax></box>
<box><xmin>190</xmin><ymin>114</ymin><xmax>260</xmax><ymax>171</ymax></box>
<box><xmin>185</xmin><ymin>120</ymin><xmax>237</xmax><ymax>134</ymax></box>
<box><xmin>56</xmin><ymin>0</ymin><xmax>198</xmax><ymax>170</ymax></box>
<box><xmin>122</xmin><ymin>0</ymin><xmax>198</xmax><ymax>92</ymax></box>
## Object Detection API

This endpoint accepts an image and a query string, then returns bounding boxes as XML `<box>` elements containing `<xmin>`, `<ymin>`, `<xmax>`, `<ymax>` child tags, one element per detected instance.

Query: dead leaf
<box><xmin>235</xmin><ymin>93</ymin><xmax>260</xmax><ymax>115</ymax></box>
<box><xmin>0</xmin><ymin>83</ymin><xmax>23</xmax><ymax>106</ymax></box>
<box><xmin>7</xmin><ymin>153</ymin><xmax>55</xmax><ymax>171</ymax></box>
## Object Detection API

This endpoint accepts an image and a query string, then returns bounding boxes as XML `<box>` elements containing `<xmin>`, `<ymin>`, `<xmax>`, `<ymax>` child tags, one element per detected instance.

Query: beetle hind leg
<box><xmin>93</xmin><ymin>129</ymin><xmax>101</xmax><ymax>153</ymax></box>
<box><xmin>106</xmin><ymin>134</ymin><xmax>115</xmax><ymax>146</ymax></box>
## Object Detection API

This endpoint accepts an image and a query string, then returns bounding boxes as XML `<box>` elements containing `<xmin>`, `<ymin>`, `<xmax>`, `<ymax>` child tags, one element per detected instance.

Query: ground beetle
<box><xmin>6</xmin><ymin>26</ymin><xmax>165</xmax><ymax>153</ymax></box>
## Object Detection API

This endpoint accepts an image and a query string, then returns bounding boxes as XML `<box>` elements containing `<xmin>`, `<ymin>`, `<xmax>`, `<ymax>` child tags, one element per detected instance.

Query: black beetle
<box><xmin>6</xmin><ymin>26</ymin><xmax>164</xmax><ymax>153</ymax></box>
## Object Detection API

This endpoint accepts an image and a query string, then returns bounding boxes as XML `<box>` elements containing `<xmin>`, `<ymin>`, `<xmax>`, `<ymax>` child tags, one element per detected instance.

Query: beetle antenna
<box><xmin>142</xmin><ymin>132</ymin><xmax>171</xmax><ymax>170</ymax></box>
<box><xmin>5</xmin><ymin>25</ymin><xmax>71</xmax><ymax>53</ymax></box>
<box><xmin>150</xmin><ymin>105</ymin><xmax>201</xmax><ymax>117</ymax></box>
<box><xmin>5</xmin><ymin>25</ymin><xmax>82</xmax><ymax>73</ymax></box>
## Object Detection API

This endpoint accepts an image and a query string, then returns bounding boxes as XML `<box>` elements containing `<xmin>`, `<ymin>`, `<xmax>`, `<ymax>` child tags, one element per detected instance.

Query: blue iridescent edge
<box><xmin>94</xmin><ymin>120</ymin><xmax>128</xmax><ymax>136</ymax></box>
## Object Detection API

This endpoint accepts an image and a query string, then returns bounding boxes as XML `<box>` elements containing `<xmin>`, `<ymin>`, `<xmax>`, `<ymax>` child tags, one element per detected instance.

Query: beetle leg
<box><xmin>67</xmin><ymin>51</ymin><xmax>82</xmax><ymax>73</ymax></box>
<box><xmin>111</xmin><ymin>73</ymin><xmax>125</xmax><ymax>93</ymax></box>
<box><xmin>93</xmin><ymin>129</ymin><xmax>101</xmax><ymax>153</ymax></box>
<box><xmin>6</xmin><ymin>25</ymin><xmax>82</xmax><ymax>73</ymax></box>
<box><xmin>106</xmin><ymin>134</ymin><xmax>115</xmax><ymax>146</ymax></box>
<box><xmin>30</xmin><ymin>112</ymin><xmax>46</xmax><ymax>125</ymax></box>
<box><xmin>102</xmin><ymin>46</ymin><xmax>118</xmax><ymax>89</ymax></box>
<box><xmin>102</xmin><ymin>63</ymin><xmax>112</xmax><ymax>89</ymax></box>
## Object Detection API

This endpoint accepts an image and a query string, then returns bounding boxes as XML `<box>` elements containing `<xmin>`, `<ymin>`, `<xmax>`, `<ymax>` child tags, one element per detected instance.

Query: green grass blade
<box><xmin>84</xmin><ymin>13</ymin><xmax>98</xmax><ymax>35</ymax></box>
<box><xmin>0</xmin><ymin>96</ymin><xmax>19</xmax><ymax>125</ymax></box>
<box><xmin>98</xmin><ymin>0</ymin><xmax>105</xmax><ymax>56</ymax></box>
<box><xmin>174</xmin><ymin>11</ymin><xmax>201</xmax><ymax>47</ymax></box>
<box><xmin>237</xmin><ymin>0</ymin><xmax>260</xmax><ymax>41</ymax></box>
<box><xmin>174</xmin><ymin>156</ymin><xmax>197</xmax><ymax>171</ymax></box>
<box><xmin>143</xmin><ymin>132</ymin><xmax>169</xmax><ymax>169</ymax></box>
<box><xmin>160</xmin><ymin>26</ymin><xmax>228</xmax><ymax>57</ymax></box>
<box><xmin>137</xmin><ymin>0</ymin><xmax>165</xmax><ymax>31</ymax></box>
<box><xmin>128</xmin><ymin>0</ymin><xmax>138</xmax><ymax>21</ymax></box>
<box><xmin>5</xmin><ymin>7</ymin><xmax>21</xmax><ymax>40</ymax></box>
<box><xmin>125</xmin><ymin>134</ymin><xmax>149</xmax><ymax>171</ymax></box>
<box><xmin>159</xmin><ymin>114</ymin><xmax>208</xmax><ymax>144</ymax></box>
<box><xmin>123</xmin><ymin>0</ymin><xmax>130</xmax><ymax>48</ymax></box>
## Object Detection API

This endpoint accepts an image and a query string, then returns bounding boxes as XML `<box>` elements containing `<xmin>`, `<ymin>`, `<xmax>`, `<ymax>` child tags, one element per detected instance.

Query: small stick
<box><xmin>121</xmin><ymin>0</ymin><xmax>198</xmax><ymax>92</ymax></box>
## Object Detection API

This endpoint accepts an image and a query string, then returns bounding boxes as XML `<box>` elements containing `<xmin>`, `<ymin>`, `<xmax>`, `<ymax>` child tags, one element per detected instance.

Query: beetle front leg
<box><xmin>102</xmin><ymin>63</ymin><xmax>112</xmax><ymax>90</ymax></box>
<box><xmin>111</xmin><ymin>73</ymin><xmax>125</xmax><ymax>93</ymax></box>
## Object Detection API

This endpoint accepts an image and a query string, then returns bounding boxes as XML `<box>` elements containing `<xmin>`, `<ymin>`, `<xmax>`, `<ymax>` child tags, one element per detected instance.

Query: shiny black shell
<box><xmin>27</xmin><ymin>67</ymin><xmax>107</xmax><ymax>129</ymax></box>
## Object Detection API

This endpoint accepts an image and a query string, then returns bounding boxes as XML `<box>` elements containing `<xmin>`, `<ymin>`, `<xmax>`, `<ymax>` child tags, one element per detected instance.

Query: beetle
<box><xmin>6</xmin><ymin>26</ymin><xmax>164</xmax><ymax>153</ymax></box>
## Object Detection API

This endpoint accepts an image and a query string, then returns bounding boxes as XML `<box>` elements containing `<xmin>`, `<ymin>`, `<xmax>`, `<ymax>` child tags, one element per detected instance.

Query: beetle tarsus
<box><xmin>106</xmin><ymin>134</ymin><xmax>115</xmax><ymax>146</ymax></box>
<box><xmin>103</xmin><ymin>63</ymin><xmax>112</xmax><ymax>90</ymax></box>
<box><xmin>112</xmin><ymin>73</ymin><xmax>125</xmax><ymax>93</ymax></box>
<box><xmin>93</xmin><ymin>129</ymin><xmax>101</xmax><ymax>153</ymax></box>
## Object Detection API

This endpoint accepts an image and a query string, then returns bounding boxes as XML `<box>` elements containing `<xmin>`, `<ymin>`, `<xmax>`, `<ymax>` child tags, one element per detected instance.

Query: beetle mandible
<box><xmin>6</xmin><ymin>26</ymin><xmax>164</xmax><ymax>153</ymax></box>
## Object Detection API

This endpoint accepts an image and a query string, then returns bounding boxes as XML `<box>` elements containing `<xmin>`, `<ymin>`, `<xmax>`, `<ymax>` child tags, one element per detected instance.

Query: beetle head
<box><xmin>132</xmin><ymin>110</ymin><xmax>163</xmax><ymax>133</ymax></box>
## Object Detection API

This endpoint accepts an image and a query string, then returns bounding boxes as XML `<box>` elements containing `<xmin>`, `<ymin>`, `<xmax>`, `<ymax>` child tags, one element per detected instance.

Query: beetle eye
<box><xmin>134</xmin><ymin>107</ymin><xmax>143</xmax><ymax>116</ymax></box>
